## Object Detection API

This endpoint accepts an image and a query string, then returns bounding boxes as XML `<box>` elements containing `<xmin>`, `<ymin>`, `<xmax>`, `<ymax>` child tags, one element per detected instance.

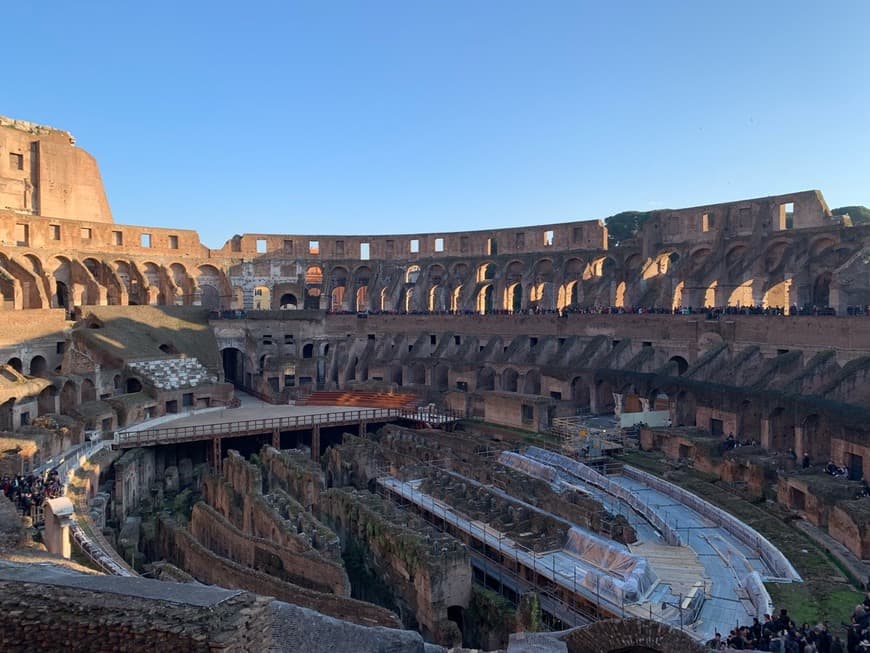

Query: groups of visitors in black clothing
<box><xmin>1</xmin><ymin>469</ymin><xmax>63</xmax><ymax>517</ymax></box>
<box><xmin>704</xmin><ymin>589</ymin><xmax>870</xmax><ymax>650</ymax></box>
<box><xmin>706</xmin><ymin>608</ymin><xmax>846</xmax><ymax>651</ymax></box>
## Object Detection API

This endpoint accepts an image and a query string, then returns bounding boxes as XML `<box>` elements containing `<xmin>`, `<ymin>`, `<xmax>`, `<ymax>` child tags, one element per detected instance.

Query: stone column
<box><xmin>312</xmin><ymin>425</ymin><xmax>321</xmax><ymax>462</ymax></box>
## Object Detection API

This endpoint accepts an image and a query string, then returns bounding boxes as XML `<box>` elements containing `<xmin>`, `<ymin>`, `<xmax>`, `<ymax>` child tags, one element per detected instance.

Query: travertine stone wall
<box><xmin>0</xmin><ymin>117</ymin><xmax>113</xmax><ymax>223</ymax></box>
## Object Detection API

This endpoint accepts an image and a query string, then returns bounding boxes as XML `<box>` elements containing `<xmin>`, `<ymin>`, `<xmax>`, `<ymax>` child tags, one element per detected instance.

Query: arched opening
<box><xmin>571</xmin><ymin>377</ymin><xmax>590</xmax><ymax>408</ymax></box>
<box><xmin>199</xmin><ymin>284</ymin><xmax>220</xmax><ymax>310</ymax></box>
<box><xmin>476</xmin><ymin>367</ymin><xmax>495</xmax><ymax>391</ymax></box>
<box><xmin>81</xmin><ymin>378</ymin><xmax>96</xmax><ymax>403</ymax></box>
<box><xmin>522</xmin><ymin>369</ymin><xmax>540</xmax><ymax>395</ymax></box>
<box><xmin>29</xmin><ymin>356</ymin><xmax>47</xmax><ymax>377</ymax></box>
<box><xmin>446</xmin><ymin>605</ymin><xmax>464</xmax><ymax>641</ymax></box>
<box><xmin>674</xmin><ymin>390</ymin><xmax>696</xmax><ymax>426</ymax></box>
<box><xmin>812</xmin><ymin>272</ymin><xmax>831</xmax><ymax>307</ymax></box>
<box><xmin>56</xmin><ymin>281</ymin><xmax>69</xmax><ymax>309</ymax></box>
<box><xmin>703</xmin><ymin>281</ymin><xmax>717</xmax><ymax>308</ymax></box>
<box><xmin>595</xmin><ymin>379</ymin><xmax>615</xmax><ymax>414</ymax></box>
<box><xmin>801</xmin><ymin>414</ymin><xmax>827</xmax><ymax>464</ymax></box>
<box><xmin>221</xmin><ymin>348</ymin><xmax>245</xmax><ymax>386</ymax></box>
<box><xmin>668</xmin><ymin>356</ymin><xmax>689</xmax><ymax>375</ymax></box>
<box><xmin>427</xmin><ymin>285</ymin><xmax>440</xmax><ymax>312</ymax></box>
<box><xmin>451</xmin><ymin>285</ymin><xmax>462</xmax><ymax>312</ymax></box>
<box><xmin>302</xmin><ymin>343</ymin><xmax>314</xmax><ymax>359</ymax></box>
<box><xmin>763</xmin><ymin>279</ymin><xmax>792</xmax><ymax>309</ymax></box>
<box><xmin>279</xmin><ymin>293</ymin><xmax>298</xmax><ymax>310</ymax></box>
<box><xmin>0</xmin><ymin>398</ymin><xmax>14</xmax><ymax>431</ymax></box>
<box><xmin>330</xmin><ymin>286</ymin><xmax>345</xmax><ymax>311</ymax></box>
<box><xmin>671</xmin><ymin>281</ymin><xmax>684</xmax><ymax>311</ymax></box>
<box><xmin>768</xmin><ymin>406</ymin><xmax>795</xmax><ymax>453</ymax></box>
<box><xmin>7</xmin><ymin>358</ymin><xmax>22</xmax><ymax>373</ymax></box>
<box><xmin>614</xmin><ymin>281</ymin><xmax>626</xmax><ymax>308</ymax></box>
<box><xmin>502</xmin><ymin>368</ymin><xmax>518</xmax><ymax>393</ymax></box>
<box><xmin>557</xmin><ymin>280</ymin><xmax>578</xmax><ymax>311</ymax></box>
<box><xmin>355</xmin><ymin>286</ymin><xmax>367</xmax><ymax>312</ymax></box>
<box><xmin>126</xmin><ymin>378</ymin><xmax>142</xmax><ymax>393</ymax></box>
<box><xmin>433</xmin><ymin>364</ymin><xmax>449</xmax><ymax>391</ymax></box>
<box><xmin>405</xmin><ymin>265</ymin><xmax>421</xmax><ymax>284</ymax></box>
<box><xmin>410</xmin><ymin>363</ymin><xmax>426</xmax><ymax>385</ymax></box>
<box><xmin>477</xmin><ymin>285</ymin><xmax>494</xmax><ymax>315</ymax></box>
<box><xmin>728</xmin><ymin>280</ymin><xmax>755</xmax><ymax>308</ymax></box>
<box><xmin>253</xmin><ymin>285</ymin><xmax>271</xmax><ymax>310</ymax></box>
<box><xmin>739</xmin><ymin>399</ymin><xmax>761</xmax><ymax>442</ymax></box>
<box><xmin>60</xmin><ymin>381</ymin><xmax>77</xmax><ymax>414</ymax></box>
<box><xmin>37</xmin><ymin>385</ymin><xmax>58</xmax><ymax>416</ymax></box>
<box><xmin>505</xmin><ymin>283</ymin><xmax>522</xmax><ymax>313</ymax></box>
<box><xmin>305</xmin><ymin>266</ymin><xmax>323</xmax><ymax>309</ymax></box>
<box><xmin>159</xmin><ymin>343</ymin><xmax>180</xmax><ymax>355</ymax></box>
<box><xmin>476</xmin><ymin>263</ymin><xmax>496</xmax><ymax>283</ymax></box>
<box><xmin>403</xmin><ymin>287</ymin><xmax>415</xmax><ymax>312</ymax></box>
<box><xmin>390</xmin><ymin>363</ymin><xmax>403</xmax><ymax>386</ymax></box>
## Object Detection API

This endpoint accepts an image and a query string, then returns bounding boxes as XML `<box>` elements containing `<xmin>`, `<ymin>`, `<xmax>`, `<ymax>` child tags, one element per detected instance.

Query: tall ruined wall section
<box><xmin>199</xmin><ymin>451</ymin><xmax>350</xmax><ymax>595</ymax></box>
<box><xmin>0</xmin><ymin>117</ymin><xmax>112</xmax><ymax>223</ymax></box>
<box><xmin>154</xmin><ymin>514</ymin><xmax>401</xmax><ymax>628</ymax></box>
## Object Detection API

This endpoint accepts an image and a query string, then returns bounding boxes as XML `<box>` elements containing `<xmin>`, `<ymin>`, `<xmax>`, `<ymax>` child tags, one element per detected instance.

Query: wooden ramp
<box><xmin>629</xmin><ymin>541</ymin><xmax>709</xmax><ymax>597</ymax></box>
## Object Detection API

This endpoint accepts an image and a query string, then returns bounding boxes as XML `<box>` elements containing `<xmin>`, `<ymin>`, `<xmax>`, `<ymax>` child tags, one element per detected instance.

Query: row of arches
<box><xmin>0</xmin><ymin>252</ymin><xmax>232</xmax><ymax>311</ymax></box>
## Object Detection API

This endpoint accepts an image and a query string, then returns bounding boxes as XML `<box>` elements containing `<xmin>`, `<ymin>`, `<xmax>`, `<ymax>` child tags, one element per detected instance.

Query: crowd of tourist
<box><xmin>1</xmin><ymin>469</ymin><xmax>63</xmax><ymax>516</ymax></box>
<box><xmin>212</xmin><ymin>303</ymin><xmax>870</xmax><ymax>320</ymax></box>
<box><xmin>705</xmin><ymin>598</ymin><xmax>870</xmax><ymax>652</ymax></box>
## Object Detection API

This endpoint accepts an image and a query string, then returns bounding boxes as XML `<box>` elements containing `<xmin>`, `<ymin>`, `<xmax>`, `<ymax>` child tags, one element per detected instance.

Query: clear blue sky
<box><xmin>4</xmin><ymin>1</ymin><xmax>868</xmax><ymax>248</ymax></box>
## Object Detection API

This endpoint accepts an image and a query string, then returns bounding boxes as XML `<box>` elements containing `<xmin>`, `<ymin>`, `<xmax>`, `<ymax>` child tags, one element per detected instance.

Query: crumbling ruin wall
<box><xmin>320</xmin><ymin>487</ymin><xmax>470</xmax><ymax>643</ymax></box>
<box><xmin>155</xmin><ymin>514</ymin><xmax>401</xmax><ymax>629</ymax></box>
<box><xmin>198</xmin><ymin>451</ymin><xmax>349</xmax><ymax>594</ymax></box>
<box><xmin>261</xmin><ymin>445</ymin><xmax>325</xmax><ymax>509</ymax></box>
<box><xmin>189</xmin><ymin>502</ymin><xmax>348</xmax><ymax>595</ymax></box>
<box><xmin>0</xmin><ymin>580</ymin><xmax>272</xmax><ymax>653</ymax></box>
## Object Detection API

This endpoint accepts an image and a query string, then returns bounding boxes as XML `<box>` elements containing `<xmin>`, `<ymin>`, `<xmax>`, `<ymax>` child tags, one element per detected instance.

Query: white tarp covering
<box><xmin>563</xmin><ymin>527</ymin><xmax>658</xmax><ymax>602</ymax></box>
<box><xmin>523</xmin><ymin>446</ymin><xmax>682</xmax><ymax>546</ymax></box>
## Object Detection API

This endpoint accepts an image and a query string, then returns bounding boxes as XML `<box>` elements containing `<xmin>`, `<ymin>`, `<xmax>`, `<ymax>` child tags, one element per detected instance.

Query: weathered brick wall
<box><xmin>189</xmin><ymin>501</ymin><xmax>349</xmax><ymax>595</ymax></box>
<box><xmin>261</xmin><ymin>446</ymin><xmax>324</xmax><ymax>509</ymax></box>
<box><xmin>156</xmin><ymin>514</ymin><xmax>401</xmax><ymax>628</ymax></box>
<box><xmin>829</xmin><ymin>502</ymin><xmax>870</xmax><ymax>559</ymax></box>
<box><xmin>564</xmin><ymin>617</ymin><xmax>707</xmax><ymax>653</ymax></box>
<box><xmin>0</xmin><ymin>580</ymin><xmax>272</xmax><ymax>653</ymax></box>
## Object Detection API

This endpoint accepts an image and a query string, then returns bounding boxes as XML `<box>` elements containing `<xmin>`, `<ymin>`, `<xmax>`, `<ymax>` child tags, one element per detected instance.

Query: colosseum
<box><xmin>1</xmin><ymin>115</ymin><xmax>869</xmax><ymax>652</ymax></box>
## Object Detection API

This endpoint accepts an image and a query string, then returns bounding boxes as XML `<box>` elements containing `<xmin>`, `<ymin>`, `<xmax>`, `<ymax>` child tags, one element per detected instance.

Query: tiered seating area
<box><xmin>298</xmin><ymin>391</ymin><xmax>421</xmax><ymax>410</ymax></box>
<box><xmin>127</xmin><ymin>357</ymin><xmax>218</xmax><ymax>390</ymax></box>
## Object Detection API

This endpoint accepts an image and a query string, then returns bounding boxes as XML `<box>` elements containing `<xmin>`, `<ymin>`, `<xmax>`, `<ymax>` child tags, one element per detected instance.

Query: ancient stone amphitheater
<box><xmin>1</xmin><ymin>115</ymin><xmax>869</xmax><ymax>652</ymax></box>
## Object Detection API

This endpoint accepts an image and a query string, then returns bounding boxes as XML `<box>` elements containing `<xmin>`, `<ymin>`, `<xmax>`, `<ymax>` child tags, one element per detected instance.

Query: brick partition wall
<box><xmin>155</xmin><ymin>514</ymin><xmax>401</xmax><ymax>629</ymax></box>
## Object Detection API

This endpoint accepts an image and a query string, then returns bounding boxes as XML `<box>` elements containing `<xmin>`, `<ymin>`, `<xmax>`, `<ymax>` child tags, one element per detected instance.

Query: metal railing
<box><xmin>115</xmin><ymin>407</ymin><xmax>464</xmax><ymax>447</ymax></box>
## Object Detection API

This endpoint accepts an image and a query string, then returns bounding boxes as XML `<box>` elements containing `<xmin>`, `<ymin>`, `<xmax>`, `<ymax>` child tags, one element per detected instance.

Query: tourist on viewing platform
<box><xmin>804</xmin><ymin>452</ymin><xmax>812</xmax><ymax>469</ymax></box>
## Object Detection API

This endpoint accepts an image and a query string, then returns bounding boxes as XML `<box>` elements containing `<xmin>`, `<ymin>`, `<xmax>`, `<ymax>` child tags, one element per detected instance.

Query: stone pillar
<box><xmin>359</xmin><ymin>420</ymin><xmax>367</xmax><ymax>437</ymax></box>
<box><xmin>272</xmin><ymin>428</ymin><xmax>280</xmax><ymax>450</ymax></box>
<box><xmin>212</xmin><ymin>437</ymin><xmax>222</xmax><ymax>475</ymax></box>
<box><xmin>44</xmin><ymin>497</ymin><xmax>74</xmax><ymax>559</ymax></box>
<box><xmin>312</xmin><ymin>425</ymin><xmax>321</xmax><ymax>462</ymax></box>
<box><xmin>794</xmin><ymin>425</ymin><xmax>805</xmax><ymax>459</ymax></box>
<box><xmin>760</xmin><ymin>418</ymin><xmax>772</xmax><ymax>451</ymax></box>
